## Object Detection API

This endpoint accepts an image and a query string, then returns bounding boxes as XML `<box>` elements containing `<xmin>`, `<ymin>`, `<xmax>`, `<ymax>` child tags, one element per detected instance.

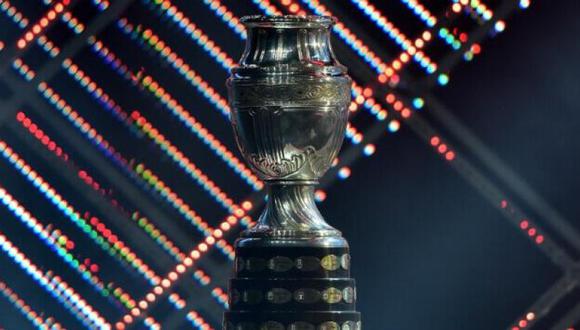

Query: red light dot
<box><xmin>445</xmin><ymin>151</ymin><xmax>455</xmax><ymax>161</ymax></box>
<box><xmin>535</xmin><ymin>235</ymin><xmax>544</xmax><ymax>244</ymax></box>
<box><xmin>528</xmin><ymin>228</ymin><xmax>536</xmax><ymax>236</ymax></box>
<box><xmin>520</xmin><ymin>220</ymin><xmax>529</xmax><ymax>229</ymax></box>
<box><xmin>430</xmin><ymin>136</ymin><xmax>440</xmax><ymax>146</ymax></box>
<box><xmin>241</xmin><ymin>201</ymin><xmax>252</xmax><ymax>211</ymax></box>
<box><xmin>394</xmin><ymin>101</ymin><xmax>403</xmax><ymax>111</ymax></box>
<box><xmin>315</xmin><ymin>189</ymin><xmax>327</xmax><ymax>202</ymax></box>
<box><xmin>437</xmin><ymin>144</ymin><xmax>448</xmax><ymax>153</ymax></box>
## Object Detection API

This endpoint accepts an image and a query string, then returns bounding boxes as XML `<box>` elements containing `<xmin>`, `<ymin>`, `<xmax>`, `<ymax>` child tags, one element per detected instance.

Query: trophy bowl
<box><xmin>227</xmin><ymin>15</ymin><xmax>352</xmax><ymax>238</ymax></box>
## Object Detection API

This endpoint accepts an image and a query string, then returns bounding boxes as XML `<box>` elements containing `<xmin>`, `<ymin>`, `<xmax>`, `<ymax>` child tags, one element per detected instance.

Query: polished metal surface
<box><xmin>227</xmin><ymin>15</ymin><xmax>352</xmax><ymax>240</ymax></box>
<box><xmin>224</xmin><ymin>16</ymin><xmax>360</xmax><ymax>329</ymax></box>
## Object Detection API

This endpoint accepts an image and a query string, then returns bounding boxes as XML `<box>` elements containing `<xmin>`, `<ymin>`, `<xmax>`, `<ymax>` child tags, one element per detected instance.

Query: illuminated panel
<box><xmin>283</xmin><ymin>0</ymin><xmax>437</xmax><ymax>82</ymax></box>
<box><xmin>453</xmin><ymin>0</ymin><xmax>494</xmax><ymax>21</ymax></box>
<box><xmin>18</xmin><ymin>40</ymin><xmax>239</xmax><ymax>256</ymax></box>
<box><xmin>142</xmin><ymin>0</ymin><xmax>234</xmax><ymax>71</ymax></box>
<box><xmin>439</xmin><ymin>27</ymin><xmax>463</xmax><ymax>50</ymax></box>
<box><xmin>133</xmin><ymin>161</ymin><xmax>238</xmax><ymax>255</ymax></box>
<box><xmin>250</xmin><ymin>0</ymin><xmax>283</xmax><ymax>16</ymax></box>
<box><xmin>0</xmin><ymin>232</ymin><xmax>109</xmax><ymax>328</ymax></box>
<box><xmin>16</xmin><ymin>112</ymin><xmax>69</xmax><ymax>162</ymax></box>
<box><xmin>87</xmin><ymin>35</ymin><xmax>262</xmax><ymax>190</ymax></box>
<box><xmin>0</xmin><ymin>185</ymin><xmax>121</xmax><ymax>305</ymax></box>
<box><xmin>3</xmin><ymin>16</ymin><xmax>258</xmax><ymax>318</ymax></box>
<box><xmin>131</xmin><ymin>111</ymin><xmax>243</xmax><ymax>215</ymax></box>
<box><xmin>0</xmin><ymin>140</ymin><xmax>161</xmax><ymax>286</ymax></box>
<box><xmin>36</xmin><ymin>83</ymin><xmax>129</xmax><ymax>168</ymax></box>
<box><xmin>0</xmin><ymin>280</ymin><xmax>63</xmax><ymax>329</ymax></box>
<box><xmin>134</xmin><ymin>162</ymin><xmax>212</xmax><ymax>235</ymax></box>
<box><xmin>399</xmin><ymin>0</ymin><xmax>437</xmax><ymax>27</ymax></box>
<box><xmin>351</xmin><ymin>82</ymin><xmax>389</xmax><ymax>120</ymax></box>
<box><xmin>61</xmin><ymin>56</ymin><xmax>258</xmax><ymax>207</ymax></box>
<box><xmin>3</xmin><ymin>13</ymin><xmax>179</xmax><ymax>284</ymax></box>
<box><xmin>142</xmin><ymin>317</ymin><xmax>161</xmax><ymax>330</ymax></box>
<box><xmin>201</xmin><ymin>0</ymin><xmax>245</xmax><ymax>38</ymax></box>
<box><xmin>0</xmin><ymin>0</ymin><xmax>28</xmax><ymax>28</ymax></box>
<box><xmin>277</xmin><ymin>0</ymin><xmax>396</xmax><ymax>74</ymax></box>
<box><xmin>12</xmin><ymin>58</ymin><xmax>35</xmax><ymax>81</ymax></box>
<box><xmin>16</xmin><ymin>0</ymin><xmax>71</xmax><ymax>49</ymax></box>
<box><xmin>36</xmin><ymin>35</ymin><xmax>61</xmax><ymax>57</ymax></box>
<box><xmin>116</xmin><ymin>18</ymin><xmax>231</xmax><ymax>119</ymax></box>
<box><xmin>168</xmin><ymin>292</ymin><xmax>186</xmax><ymax>310</ymax></box>
<box><xmin>33</xmin><ymin>73</ymin><xmax>237</xmax><ymax>262</ymax></box>
<box><xmin>116</xmin><ymin>214</ymin><xmax>253</xmax><ymax>327</ymax></box>
<box><xmin>131</xmin><ymin>213</ymin><xmax>186</xmax><ymax>262</ymax></box>
<box><xmin>348</xmin><ymin>0</ymin><xmax>437</xmax><ymax>75</ymax></box>
<box><xmin>14</xmin><ymin>112</ymin><xmax>186</xmax><ymax>309</ymax></box>
<box><xmin>186</xmin><ymin>310</ymin><xmax>214</xmax><ymax>330</ymax></box>
<box><xmin>211</xmin><ymin>287</ymin><xmax>228</xmax><ymax>309</ymax></box>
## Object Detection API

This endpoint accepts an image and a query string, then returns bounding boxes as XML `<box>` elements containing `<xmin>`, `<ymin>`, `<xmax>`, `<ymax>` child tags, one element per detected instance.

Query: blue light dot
<box><xmin>438</xmin><ymin>74</ymin><xmax>449</xmax><ymax>86</ymax></box>
<box><xmin>413</xmin><ymin>98</ymin><xmax>424</xmax><ymax>109</ymax></box>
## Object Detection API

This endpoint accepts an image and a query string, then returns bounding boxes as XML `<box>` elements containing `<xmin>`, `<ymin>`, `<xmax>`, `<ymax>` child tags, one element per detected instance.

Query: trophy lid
<box><xmin>240</xmin><ymin>15</ymin><xmax>336</xmax><ymax>28</ymax></box>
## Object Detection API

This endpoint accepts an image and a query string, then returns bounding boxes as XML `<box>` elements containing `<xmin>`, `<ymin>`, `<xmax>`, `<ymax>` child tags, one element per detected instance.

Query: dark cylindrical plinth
<box><xmin>224</xmin><ymin>238</ymin><xmax>360</xmax><ymax>329</ymax></box>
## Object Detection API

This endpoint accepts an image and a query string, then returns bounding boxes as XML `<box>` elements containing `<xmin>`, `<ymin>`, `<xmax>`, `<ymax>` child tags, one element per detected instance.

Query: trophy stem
<box><xmin>244</xmin><ymin>182</ymin><xmax>341</xmax><ymax>238</ymax></box>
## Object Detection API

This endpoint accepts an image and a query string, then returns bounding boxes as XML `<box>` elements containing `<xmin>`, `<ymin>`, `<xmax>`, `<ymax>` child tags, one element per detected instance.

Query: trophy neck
<box><xmin>243</xmin><ymin>182</ymin><xmax>341</xmax><ymax>238</ymax></box>
<box><xmin>233</xmin><ymin>16</ymin><xmax>347</xmax><ymax>78</ymax></box>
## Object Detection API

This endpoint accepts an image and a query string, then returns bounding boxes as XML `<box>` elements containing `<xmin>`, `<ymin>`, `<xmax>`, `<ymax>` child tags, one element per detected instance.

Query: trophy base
<box><xmin>224</xmin><ymin>311</ymin><xmax>361</xmax><ymax>330</ymax></box>
<box><xmin>224</xmin><ymin>237</ymin><xmax>361</xmax><ymax>329</ymax></box>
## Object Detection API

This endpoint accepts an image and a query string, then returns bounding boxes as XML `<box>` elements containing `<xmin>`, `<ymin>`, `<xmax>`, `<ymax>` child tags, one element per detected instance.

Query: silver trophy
<box><xmin>225</xmin><ymin>15</ymin><xmax>360</xmax><ymax>329</ymax></box>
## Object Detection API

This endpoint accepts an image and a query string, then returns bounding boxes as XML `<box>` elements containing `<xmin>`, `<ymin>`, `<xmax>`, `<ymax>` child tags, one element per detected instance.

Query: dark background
<box><xmin>327</xmin><ymin>1</ymin><xmax>580</xmax><ymax>329</ymax></box>
<box><xmin>0</xmin><ymin>0</ymin><xmax>579</xmax><ymax>329</ymax></box>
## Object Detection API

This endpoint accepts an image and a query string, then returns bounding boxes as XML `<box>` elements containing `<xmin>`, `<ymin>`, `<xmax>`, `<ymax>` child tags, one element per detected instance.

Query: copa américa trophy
<box><xmin>224</xmin><ymin>15</ymin><xmax>361</xmax><ymax>330</ymax></box>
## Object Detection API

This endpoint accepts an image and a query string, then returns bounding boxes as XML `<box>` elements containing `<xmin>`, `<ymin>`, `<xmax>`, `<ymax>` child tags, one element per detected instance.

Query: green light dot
<box><xmin>438</xmin><ymin>74</ymin><xmax>449</xmax><ymax>86</ymax></box>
